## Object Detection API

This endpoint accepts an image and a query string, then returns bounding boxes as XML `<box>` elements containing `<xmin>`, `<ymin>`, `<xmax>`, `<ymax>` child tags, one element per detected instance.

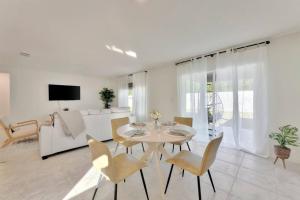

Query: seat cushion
<box><xmin>166</xmin><ymin>150</ymin><xmax>202</xmax><ymax>176</ymax></box>
<box><xmin>104</xmin><ymin>153</ymin><xmax>145</xmax><ymax>183</ymax></box>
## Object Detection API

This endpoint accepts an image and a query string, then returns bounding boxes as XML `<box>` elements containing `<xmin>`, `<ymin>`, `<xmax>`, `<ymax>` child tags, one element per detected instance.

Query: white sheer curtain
<box><xmin>132</xmin><ymin>72</ymin><xmax>148</xmax><ymax>122</ymax></box>
<box><xmin>117</xmin><ymin>76</ymin><xmax>129</xmax><ymax>107</ymax></box>
<box><xmin>215</xmin><ymin>46</ymin><xmax>269</xmax><ymax>157</ymax></box>
<box><xmin>177</xmin><ymin>58</ymin><xmax>208</xmax><ymax>138</ymax></box>
<box><xmin>215</xmin><ymin>51</ymin><xmax>239</xmax><ymax>147</ymax></box>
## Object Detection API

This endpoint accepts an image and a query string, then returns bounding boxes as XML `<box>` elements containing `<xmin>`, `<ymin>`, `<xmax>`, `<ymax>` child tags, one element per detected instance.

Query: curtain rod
<box><xmin>128</xmin><ymin>70</ymin><xmax>148</xmax><ymax>76</ymax></box>
<box><xmin>175</xmin><ymin>40</ymin><xmax>270</xmax><ymax>66</ymax></box>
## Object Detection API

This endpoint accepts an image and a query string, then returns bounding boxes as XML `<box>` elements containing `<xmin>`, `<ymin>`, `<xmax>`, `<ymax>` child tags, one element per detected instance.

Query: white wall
<box><xmin>268</xmin><ymin>32</ymin><xmax>300</xmax><ymax>164</ymax></box>
<box><xmin>145</xmin><ymin>31</ymin><xmax>300</xmax><ymax>164</ymax></box>
<box><xmin>148</xmin><ymin>65</ymin><xmax>178</xmax><ymax>122</ymax></box>
<box><xmin>0</xmin><ymin>73</ymin><xmax>10</xmax><ymax>118</ymax></box>
<box><xmin>0</xmin><ymin>66</ymin><xmax>113</xmax><ymax>123</ymax></box>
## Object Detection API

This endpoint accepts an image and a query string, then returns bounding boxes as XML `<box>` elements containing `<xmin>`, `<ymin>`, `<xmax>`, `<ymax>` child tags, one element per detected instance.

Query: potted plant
<box><xmin>99</xmin><ymin>88</ymin><xmax>115</xmax><ymax>110</ymax></box>
<box><xmin>269</xmin><ymin>125</ymin><xmax>299</xmax><ymax>168</ymax></box>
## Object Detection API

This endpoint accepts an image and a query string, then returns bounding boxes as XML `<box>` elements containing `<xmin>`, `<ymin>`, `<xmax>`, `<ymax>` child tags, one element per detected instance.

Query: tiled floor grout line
<box><xmin>215</xmin><ymin>157</ymin><xmax>241</xmax><ymax>165</ymax></box>
<box><xmin>232</xmin><ymin>161</ymin><xmax>284</xmax><ymax>195</ymax></box>
<box><xmin>271</xmin><ymin>159</ymin><xmax>282</xmax><ymax>200</ymax></box>
<box><xmin>221</xmin><ymin>154</ymin><xmax>284</xmax><ymax>199</ymax></box>
<box><xmin>225</xmin><ymin>171</ymin><xmax>276</xmax><ymax>195</ymax></box>
<box><xmin>225</xmin><ymin>152</ymin><xmax>246</xmax><ymax>200</ymax></box>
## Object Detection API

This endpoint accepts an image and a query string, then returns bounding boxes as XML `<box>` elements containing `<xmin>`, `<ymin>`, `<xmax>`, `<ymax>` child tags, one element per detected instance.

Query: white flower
<box><xmin>150</xmin><ymin>110</ymin><xmax>161</xmax><ymax>120</ymax></box>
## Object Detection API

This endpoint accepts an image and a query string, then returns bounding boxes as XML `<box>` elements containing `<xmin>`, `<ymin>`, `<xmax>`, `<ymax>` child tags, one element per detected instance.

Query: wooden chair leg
<box><xmin>114</xmin><ymin>143</ymin><xmax>119</xmax><ymax>153</ymax></box>
<box><xmin>282</xmin><ymin>159</ymin><xmax>286</xmax><ymax>169</ymax></box>
<box><xmin>92</xmin><ymin>187</ymin><xmax>98</xmax><ymax>200</ymax></box>
<box><xmin>179</xmin><ymin>145</ymin><xmax>182</xmax><ymax>151</ymax></box>
<box><xmin>172</xmin><ymin>144</ymin><xmax>174</xmax><ymax>153</ymax></box>
<box><xmin>140</xmin><ymin>169</ymin><xmax>149</xmax><ymax>200</ymax></box>
<box><xmin>197</xmin><ymin>176</ymin><xmax>202</xmax><ymax>200</ymax></box>
<box><xmin>207</xmin><ymin>169</ymin><xmax>216</xmax><ymax>192</ymax></box>
<box><xmin>114</xmin><ymin>184</ymin><xmax>118</xmax><ymax>200</ymax></box>
<box><xmin>1</xmin><ymin>139</ymin><xmax>11</xmax><ymax>148</ymax></box>
<box><xmin>126</xmin><ymin>147</ymin><xmax>128</xmax><ymax>154</ymax></box>
<box><xmin>182</xmin><ymin>169</ymin><xmax>185</xmax><ymax>178</ymax></box>
<box><xmin>160</xmin><ymin>143</ymin><xmax>166</xmax><ymax>160</ymax></box>
<box><xmin>130</xmin><ymin>147</ymin><xmax>133</xmax><ymax>154</ymax></box>
<box><xmin>186</xmin><ymin>142</ymin><xmax>191</xmax><ymax>151</ymax></box>
<box><xmin>164</xmin><ymin>164</ymin><xmax>174</xmax><ymax>194</ymax></box>
<box><xmin>92</xmin><ymin>174</ymin><xmax>102</xmax><ymax>200</ymax></box>
<box><xmin>274</xmin><ymin>156</ymin><xmax>279</xmax><ymax>164</ymax></box>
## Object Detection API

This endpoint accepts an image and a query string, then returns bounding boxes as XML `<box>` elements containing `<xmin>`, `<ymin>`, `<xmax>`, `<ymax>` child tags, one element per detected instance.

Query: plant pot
<box><xmin>274</xmin><ymin>145</ymin><xmax>291</xmax><ymax>159</ymax></box>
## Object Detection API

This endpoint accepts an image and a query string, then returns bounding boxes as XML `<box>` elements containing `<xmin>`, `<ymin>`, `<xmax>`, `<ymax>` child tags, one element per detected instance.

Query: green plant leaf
<box><xmin>99</xmin><ymin>88</ymin><xmax>115</xmax><ymax>109</ymax></box>
<box><xmin>270</xmin><ymin>125</ymin><xmax>299</xmax><ymax>147</ymax></box>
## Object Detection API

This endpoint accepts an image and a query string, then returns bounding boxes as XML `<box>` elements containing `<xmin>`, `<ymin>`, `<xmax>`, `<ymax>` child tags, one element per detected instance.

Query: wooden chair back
<box><xmin>0</xmin><ymin>119</ymin><xmax>11</xmax><ymax>139</ymax></box>
<box><xmin>111</xmin><ymin>117</ymin><xmax>129</xmax><ymax>140</ymax></box>
<box><xmin>199</xmin><ymin>133</ymin><xmax>223</xmax><ymax>175</ymax></box>
<box><xmin>86</xmin><ymin>135</ymin><xmax>115</xmax><ymax>179</ymax></box>
<box><xmin>174</xmin><ymin>117</ymin><xmax>193</xmax><ymax>127</ymax></box>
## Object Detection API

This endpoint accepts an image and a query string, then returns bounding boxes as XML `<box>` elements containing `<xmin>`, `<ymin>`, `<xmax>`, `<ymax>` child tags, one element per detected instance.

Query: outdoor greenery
<box><xmin>269</xmin><ymin>125</ymin><xmax>299</xmax><ymax>148</ymax></box>
<box><xmin>99</xmin><ymin>88</ymin><xmax>115</xmax><ymax>109</ymax></box>
<box><xmin>207</xmin><ymin>82</ymin><xmax>214</xmax><ymax>92</ymax></box>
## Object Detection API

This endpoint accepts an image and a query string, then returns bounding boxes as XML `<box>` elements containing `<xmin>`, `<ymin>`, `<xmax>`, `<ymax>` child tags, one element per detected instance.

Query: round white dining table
<box><xmin>117</xmin><ymin>122</ymin><xmax>196</xmax><ymax>199</ymax></box>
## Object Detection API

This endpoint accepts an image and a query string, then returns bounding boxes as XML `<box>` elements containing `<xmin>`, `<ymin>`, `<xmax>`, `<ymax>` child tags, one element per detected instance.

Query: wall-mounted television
<box><xmin>48</xmin><ymin>84</ymin><xmax>80</xmax><ymax>101</ymax></box>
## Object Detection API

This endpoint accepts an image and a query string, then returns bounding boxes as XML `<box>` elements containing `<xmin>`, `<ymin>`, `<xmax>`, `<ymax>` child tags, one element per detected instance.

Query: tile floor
<box><xmin>0</xmin><ymin>139</ymin><xmax>300</xmax><ymax>200</ymax></box>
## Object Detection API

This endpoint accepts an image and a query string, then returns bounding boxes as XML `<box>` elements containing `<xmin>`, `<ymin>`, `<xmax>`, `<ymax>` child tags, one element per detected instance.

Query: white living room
<box><xmin>1</xmin><ymin>1</ymin><xmax>300</xmax><ymax>200</ymax></box>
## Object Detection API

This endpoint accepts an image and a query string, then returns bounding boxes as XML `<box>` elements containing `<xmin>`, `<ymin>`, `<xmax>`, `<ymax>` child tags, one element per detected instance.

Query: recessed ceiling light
<box><xmin>20</xmin><ymin>52</ymin><xmax>30</xmax><ymax>57</ymax></box>
<box><xmin>111</xmin><ymin>46</ymin><xmax>124</xmax><ymax>54</ymax></box>
<box><xmin>105</xmin><ymin>45</ymin><xmax>137</xmax><ymax>58</ymax></box>
<box><xmin>125</xmin><ymin>50</ymin><xmax>137</xmax><ymax>58</ymax></box>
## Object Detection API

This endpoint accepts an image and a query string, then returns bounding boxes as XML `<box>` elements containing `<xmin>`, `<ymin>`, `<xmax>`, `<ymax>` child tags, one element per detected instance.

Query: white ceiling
<box><xmin>1</xmin><ymin>0</ymin><xmax>300</xmax><ymax>77</ymax></box>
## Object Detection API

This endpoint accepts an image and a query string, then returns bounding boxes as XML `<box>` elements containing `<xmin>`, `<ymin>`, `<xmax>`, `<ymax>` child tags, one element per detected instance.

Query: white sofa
<box><xmin>39</xmin><ymin>111</ymin><xmax>134</xmax><ymax>159</ymax></box>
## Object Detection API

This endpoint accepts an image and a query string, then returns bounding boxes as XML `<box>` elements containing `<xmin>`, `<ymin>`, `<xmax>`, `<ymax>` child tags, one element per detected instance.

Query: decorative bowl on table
<box><xmin>125</xmin><ymin>129</ymin><xmax>146</xmax><ymax>137</ymax></box>
<box><xmin>168</xmin><ymin>128</ymin><xmax>191</xmax><ymax>137</ymax></box>
<box><xmin>130</xmin><ymin>122</ymin><xmax>146</xmax><ymax>128</ymax></box>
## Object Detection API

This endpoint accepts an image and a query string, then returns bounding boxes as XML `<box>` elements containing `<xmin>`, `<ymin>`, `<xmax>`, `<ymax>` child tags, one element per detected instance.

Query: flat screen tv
<box><xmin>48</xmin><ymin>84</ymin><xmax>80</xmax><ymax>101</ymax></box>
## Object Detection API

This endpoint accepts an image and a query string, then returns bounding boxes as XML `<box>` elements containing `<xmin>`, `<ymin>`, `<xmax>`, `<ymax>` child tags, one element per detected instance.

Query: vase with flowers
<box><xmin>150</xmin><ymin>110</ymin><xmax>161</xmax><ymax>128</ymax></box>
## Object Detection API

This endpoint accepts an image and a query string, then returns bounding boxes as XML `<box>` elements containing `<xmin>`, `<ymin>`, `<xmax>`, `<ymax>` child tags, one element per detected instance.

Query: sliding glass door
<box><xmin>177</xmin><ymin>46</ymin><xmax>268</xmax><ymax>156</ymax></box>
<box><xmin>213</xmin><ymin>47</ymin><xmax>269</xmax><ymax>156</ymax></box>
<box><xmin>207</xmin><ymin>71</ymin><xmax>237</xmax><ymax>146</ymax></box>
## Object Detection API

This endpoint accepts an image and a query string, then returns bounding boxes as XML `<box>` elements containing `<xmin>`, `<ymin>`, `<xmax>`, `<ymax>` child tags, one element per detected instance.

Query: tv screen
<box><xmin>48</xmin><ymin>84</ymin><xmax>80</xmax><ymax>101</ymax></box>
